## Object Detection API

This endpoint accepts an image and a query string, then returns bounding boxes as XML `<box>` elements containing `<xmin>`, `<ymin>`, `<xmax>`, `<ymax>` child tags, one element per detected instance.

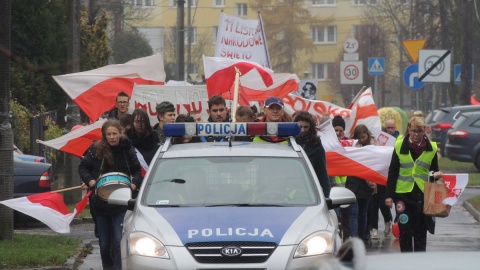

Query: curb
<box><xmin>463</xmin><ymin>200</ymin><xmax>480</xmax><ymax>222</ymax></box>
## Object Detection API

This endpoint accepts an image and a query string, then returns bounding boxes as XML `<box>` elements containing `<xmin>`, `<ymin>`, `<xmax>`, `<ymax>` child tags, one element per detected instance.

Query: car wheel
<box><xmin>475</xmin><ymin>154</ymin><xmax>480</xmax><ymax>171</ymax></box>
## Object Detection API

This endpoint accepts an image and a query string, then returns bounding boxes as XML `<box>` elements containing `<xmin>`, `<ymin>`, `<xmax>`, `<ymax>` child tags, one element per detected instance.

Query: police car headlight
<box><xmin>129</xmin><ymin>232</ymin><xmax>169</xmax><ymax>259</ymax></box>
<box><xmin>294</xmin><ymin>231</ymin><xmax>334</xmax><ymax>258</ymax></box>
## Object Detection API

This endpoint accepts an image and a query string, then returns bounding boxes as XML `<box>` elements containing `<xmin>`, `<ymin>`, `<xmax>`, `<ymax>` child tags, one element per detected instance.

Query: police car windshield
<box><xmin>144</xmin><ymin>157</ymin><xmax>318</xmax><ymax>207</ymax></box>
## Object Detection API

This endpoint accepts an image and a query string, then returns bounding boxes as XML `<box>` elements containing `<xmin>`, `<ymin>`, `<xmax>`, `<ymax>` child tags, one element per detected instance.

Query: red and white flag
<box><xmin>203</xmin><ymin>56</ymin><xmax>299</xmax><ymax>105</ymax></box>
<box><xmin>443</xmin><ymin>174</ymin><xmax>469</xmax><ymax>206</ymax></box>
<box><xmin>37</xmin><ymin>119</ymin><xmax>149</xmax><ymax>175</ymax></box>
<box><xmin>344</xmin><ymin>87</ymin><xmax>381</xmax><ymax>137</ymax></box>
<box><xmin>53</xmin><ymin>54</ymin><xmax>166</xmax><ymax>121</ymax></box>
<box><xmin>37</xmin><ymin>119</ymin><xmax>107</xmax><ymax>158</ymax></box>
<box><xmin>319</xmin><ymin>120</ymin><xmax>393</xmax><ymax>186</ymax></box>
<box><xmin>0</xmin><ymin>190</ymin><xmax>92</xmax><ymax>233</ymax></box>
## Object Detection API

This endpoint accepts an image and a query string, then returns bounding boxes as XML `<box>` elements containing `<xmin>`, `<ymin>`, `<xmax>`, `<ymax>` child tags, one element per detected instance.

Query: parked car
<box><xmin>13</xmin><ymin>144</ymin><xmax>46</xmax><ymax>163</ymax></box>
<box><xmin>13</xmin><ymin>156</ymin><xmax>52</xmax><ymax>225</ymax></box>
<box><xmin>427</xmin><ymin>105</ymin><xmax>480</xmax><ymax>156</ymax></box>
<box><xmin>445</xmin><ymin>111</ymin><xmax>480</xmax><ymax>171</ymax></box>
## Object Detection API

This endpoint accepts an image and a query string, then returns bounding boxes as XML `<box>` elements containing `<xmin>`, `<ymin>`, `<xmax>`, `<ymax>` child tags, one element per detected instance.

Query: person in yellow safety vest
<box><xmin>335</xmin><ymin>176</ymin><xmax>347</xmax><ymax>187</ymax></box>
<box><xmin>385</xmin><ymin>116</ymin><xmax>443</xmax><ymax>253</ymax></box>
<box><xmin>253</xmin><ymin>96</ymin><xmax>290</xmax><ymax>144</ymax></box>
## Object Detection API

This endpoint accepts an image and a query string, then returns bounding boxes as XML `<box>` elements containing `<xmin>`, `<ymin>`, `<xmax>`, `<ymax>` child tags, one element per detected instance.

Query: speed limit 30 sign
<box><xmin>340</xmin><ymin>61</ymin><xmax>363</xmax><ymax>84</ymax></box>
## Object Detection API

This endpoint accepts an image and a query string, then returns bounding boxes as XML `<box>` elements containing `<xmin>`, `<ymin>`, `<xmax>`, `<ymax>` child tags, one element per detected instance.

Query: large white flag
<box><xmin>53</xmin><ymin>54</ymin><xmax>166</xmax><ymax>121</ymax></box>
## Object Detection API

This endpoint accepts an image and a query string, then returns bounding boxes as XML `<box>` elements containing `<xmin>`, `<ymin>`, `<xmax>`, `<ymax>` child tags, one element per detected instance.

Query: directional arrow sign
<box><xmin>368</xmin><ymin>58</ymin><xmax>385</xmax><ymax>76</ymax></box>
<box><xmin>404</xmin><ymin>64</ymin><xmax>426</xmax><ymax>90</ymax></box>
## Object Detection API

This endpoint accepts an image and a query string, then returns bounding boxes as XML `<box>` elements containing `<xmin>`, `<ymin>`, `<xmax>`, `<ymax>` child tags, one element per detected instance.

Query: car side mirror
<box><xmin>326</xmin><ymin>187</ymin><xmax>356</xmax><ymax>210</ymax></box>
<box><xmin>108</xmin><ymin>188</ymin><xmax>136</xmax><ymax>211</ymax></box>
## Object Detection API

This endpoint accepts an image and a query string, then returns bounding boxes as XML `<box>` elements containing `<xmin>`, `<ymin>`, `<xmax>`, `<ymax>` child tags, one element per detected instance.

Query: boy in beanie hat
<box><xmin>332</xmin><ymin>115</ymin><xmax>348</xmax><ymax>140</ymax></box>
<box><xmin>153</xmin><ymin>101</ymin><xmax>176</xmax><ymax>144</ymax></box>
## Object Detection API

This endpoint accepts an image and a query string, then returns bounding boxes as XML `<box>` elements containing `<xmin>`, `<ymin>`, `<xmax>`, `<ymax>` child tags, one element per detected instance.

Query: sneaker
<box><xmin>371</xmin><ymin>228</ymin><xmax>378</xmax><ymax>238</ymax></box>
<box><xmin>384</xmin><ymin>221</ymin><xmax>392</xmax><ymax>237</ymax></box>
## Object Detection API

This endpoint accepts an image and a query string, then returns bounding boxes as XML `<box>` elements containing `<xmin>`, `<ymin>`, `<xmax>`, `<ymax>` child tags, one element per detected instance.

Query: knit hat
<box><xmin>156</xmin><ymin>101</ymin><xmax>175</xmax><ymax>114</ymax></box>
<box><xmin>332</xmin><ymin>116</ymin><xmax>345</xmax><ymax>129</ymax></box>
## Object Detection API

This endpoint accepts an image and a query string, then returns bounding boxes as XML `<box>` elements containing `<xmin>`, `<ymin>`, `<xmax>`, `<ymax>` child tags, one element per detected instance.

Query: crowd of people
<box><xmin>78</xmin><ymin>92</ymin><xmax>442</xmax><ymax>269</ymax></box>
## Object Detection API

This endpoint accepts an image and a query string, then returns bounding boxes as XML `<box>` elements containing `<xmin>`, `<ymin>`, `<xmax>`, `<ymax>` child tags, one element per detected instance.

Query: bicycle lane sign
<box><xmin>340</xmin><ymin>61</ymin><xmax>363</xmax><ymax>84</ymax></box>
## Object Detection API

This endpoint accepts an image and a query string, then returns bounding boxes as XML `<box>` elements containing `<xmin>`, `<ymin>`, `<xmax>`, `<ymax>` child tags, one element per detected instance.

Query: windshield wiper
<box><xmin>148</xmin><ymin>204</ymin><xmax>182</xmax><ymax>207</ymax></box>
<box><xmin>205</xmin><ymin>203</ymin><xmax>285</xmax><ymax>207</ymax></box>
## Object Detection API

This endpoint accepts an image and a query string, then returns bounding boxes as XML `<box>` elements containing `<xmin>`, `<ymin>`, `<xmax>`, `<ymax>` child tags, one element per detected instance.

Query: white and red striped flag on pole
<box><xmin>443</xmin><ymin>174</ymin><xmax>469</xmax><ymax>206</ymax></box>
<box><xmin>203</xmin><ymin>56</ymin><xmax>299</xmax><ymax>104</ymax></box>
<box><xmin>53</xmin><ymin>54</ymin><xmax>166</xmax><ymax>122</ymax></box>
<box><xmin>0</xmin><ymin>190</ymin><xmax>92</xmax><ymax>233</ymax></box>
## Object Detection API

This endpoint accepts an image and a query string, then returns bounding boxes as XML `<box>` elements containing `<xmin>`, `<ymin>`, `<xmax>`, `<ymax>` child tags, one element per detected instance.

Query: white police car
<box><xmin>109</xmin><ymin>122</ymin><xmax>356</xmax><ymax>269</ymax></box>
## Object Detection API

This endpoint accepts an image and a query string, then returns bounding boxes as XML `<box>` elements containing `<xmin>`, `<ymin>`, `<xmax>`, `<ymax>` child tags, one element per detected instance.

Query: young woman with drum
<box><xmin>79</xmin><ymin>119</ymin><xmax>143</xmax><ymax>270</ymax></box>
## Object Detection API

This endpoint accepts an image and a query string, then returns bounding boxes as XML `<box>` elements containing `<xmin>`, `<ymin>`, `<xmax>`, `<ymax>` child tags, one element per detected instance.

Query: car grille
<box><xmin>185</xmin><ymin>241</ymin><xmax>277</xmax><ymax>264</ymax></box>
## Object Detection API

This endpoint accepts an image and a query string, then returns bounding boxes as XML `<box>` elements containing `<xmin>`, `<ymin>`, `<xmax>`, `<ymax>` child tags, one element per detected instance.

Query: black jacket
<box><xmin>126</xmin><ymin>128</ymin><xmax>160</xmax><ymax>165</ymax></box>
<box><xmin>79</xmin><ymin>138</ymin><xmax>143</xmax><ymax>216</ymax></box>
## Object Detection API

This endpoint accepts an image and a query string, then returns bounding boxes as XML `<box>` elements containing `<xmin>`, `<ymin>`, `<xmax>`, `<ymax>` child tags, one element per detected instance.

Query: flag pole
<box><xmin>51</xmin><ymin>185</ymin><xmax>83</xmax><ymax>193</ymax></box>
<box><xmin>231</xmin><ymin>67</ymin><xmax>241</xmax><ymax>122</ymax></box>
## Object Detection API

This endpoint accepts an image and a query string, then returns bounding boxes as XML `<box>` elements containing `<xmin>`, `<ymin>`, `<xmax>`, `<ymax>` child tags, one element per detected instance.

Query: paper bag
<box><xmin>423</xmin><ymin>181</ymin><xmax>451</xmax><ymax>217</ymax></box>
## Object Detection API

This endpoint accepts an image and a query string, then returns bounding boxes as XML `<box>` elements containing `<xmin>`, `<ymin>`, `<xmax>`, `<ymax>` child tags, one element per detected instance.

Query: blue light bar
<box><xmin>163</xmin><ymin>122</ymin><xmax>300</xmax><ymax>137</ymax></box>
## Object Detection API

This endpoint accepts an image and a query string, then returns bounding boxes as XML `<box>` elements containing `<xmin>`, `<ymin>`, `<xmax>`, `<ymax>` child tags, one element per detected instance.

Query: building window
<box><xmin>236</xmin><ymin>3</ymin><xmax>248</xmax><ymax>16</ymax></box>
<box><xmin>171</xmin><ymin>0</ymin><xmax>196</xmax><ymax>7</ymax></box>
<box><xmin>311</xmin><ymin>25</ymin><xmax>336</xmax><ymax>44</ymax></box>
<box><xmin>213</xmin><ymin>0</ymin><xmax>225</xmax><ymax>7</ymax></box>
<box><xmin>312</xmin><ymin>0</ymin><xmax>336</xmax><ymax>5</ymax></box>
<box><xmin>353</xmin><ymin>0</ymin><xmax>378</xmax><ymax>5</ymax></box>
<box><xmin>132</xmin><ymin>0</ymin><xmax>155</xmax><ymax>7</ymax></box>
<box><xmin>311</xmin><ymin>63</ymin><xmax>329</xmax><ymax>80</ymax></box>
<box><xmin>212</xmin><ymin>26</ymin><xmax>218</xmax><ymax>43</ymax></box>
<box><xmin>187</xmin><ymin>27</ymin><xmax>197</xmax><ymax>44</ymax></box>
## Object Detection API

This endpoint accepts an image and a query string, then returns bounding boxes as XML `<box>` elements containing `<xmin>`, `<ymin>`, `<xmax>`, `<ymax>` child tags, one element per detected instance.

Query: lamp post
<box><xmin>176</xmin><ymin>0</ymin><xmax>185</xmax><ymax>81</ymax></box>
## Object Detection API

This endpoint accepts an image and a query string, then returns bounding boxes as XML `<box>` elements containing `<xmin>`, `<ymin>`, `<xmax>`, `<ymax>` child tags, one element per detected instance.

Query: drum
<box><xmin>96</xmin><ymin>172</ymin><xmax>131</xmax><ymax>201</ymax></box>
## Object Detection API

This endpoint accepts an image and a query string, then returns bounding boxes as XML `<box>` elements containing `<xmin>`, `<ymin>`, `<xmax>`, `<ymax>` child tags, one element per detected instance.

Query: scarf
<box><xmin>408</xmin><ymin>137</ymin><xmax>426</xmax><ymax>156</ymax></box>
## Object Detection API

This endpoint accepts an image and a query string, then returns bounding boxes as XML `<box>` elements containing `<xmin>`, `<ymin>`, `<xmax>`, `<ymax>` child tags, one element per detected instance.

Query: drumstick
<box><xmin>51</xmin><ymin>185</ymin><xmax>83</xmax><ymax>193</ymax></box>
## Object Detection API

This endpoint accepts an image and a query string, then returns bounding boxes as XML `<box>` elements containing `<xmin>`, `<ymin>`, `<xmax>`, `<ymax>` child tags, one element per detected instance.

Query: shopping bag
<box><xmin>423</xmin><ymin>181</ymin><xmax>451</xmax><ymax>217</ymax></box>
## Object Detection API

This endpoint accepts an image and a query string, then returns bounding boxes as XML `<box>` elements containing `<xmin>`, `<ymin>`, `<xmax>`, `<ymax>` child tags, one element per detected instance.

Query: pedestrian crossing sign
<box><xmin>368</xmin><ymin>58</ymin><xmax>385</xmax><ymax>76</ymax></box>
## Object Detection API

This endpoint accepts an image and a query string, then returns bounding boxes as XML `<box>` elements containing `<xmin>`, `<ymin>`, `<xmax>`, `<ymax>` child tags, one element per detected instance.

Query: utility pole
<box><xmin>187</xmin><ymin>0</ymin><xmax>192</xmax><ymax>80</ymax></box>
<box><xmin>64</xmin><ymin>0</ymin><xmax>81</xmax><ymax>204</ymax></box>
<box><xmin>177</xmin><ymin>0</ymin><xmax>185</xmax><ymax>81</ymax></box>
<box><xmin>461</xmin><ymin>0</ymin><xmax>473</xmax><ymax>105</ymax></box>
<box><xmin>0</xmin><ymin>0</ymin><xmax>14</xmax><ymax>240</ymax></box>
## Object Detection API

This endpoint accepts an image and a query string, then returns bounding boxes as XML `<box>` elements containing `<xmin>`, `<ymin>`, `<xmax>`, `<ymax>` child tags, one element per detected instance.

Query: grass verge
<box><xmin>0</xmin><ymin>234</ymin><xmax>81</xmax><ymax>269</ymax></box>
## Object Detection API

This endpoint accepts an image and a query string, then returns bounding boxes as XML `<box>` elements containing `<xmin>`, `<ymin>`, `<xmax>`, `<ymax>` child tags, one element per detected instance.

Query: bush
<box><xmin>10</xmin><ymin>99</ymin><xmax>31</xmax><ymax>153</ymax></box>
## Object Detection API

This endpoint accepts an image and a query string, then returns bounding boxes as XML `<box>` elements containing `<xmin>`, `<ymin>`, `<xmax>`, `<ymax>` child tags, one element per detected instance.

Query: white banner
<box><xmin>131</xmin><ymin>85</ymin><xmax>210</xmax><ymax>125</ymax></box>
<box><xmin>214</xmin><ymin>13</ymin><xmax>270</xmax><ymax>67</ymax></box>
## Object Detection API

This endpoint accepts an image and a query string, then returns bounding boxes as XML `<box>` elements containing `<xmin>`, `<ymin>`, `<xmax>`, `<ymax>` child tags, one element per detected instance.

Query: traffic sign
<box><xmin>368</xmin><ymin>58</ymin><xmax>385</xmax><ymax>76</ymax></box>
<box><xmin>454</xmin><ymin>64</ymin><xmax>474</xmax><ymax>85</ymax></box>
<box><xmin>340</xmin><ymin>61</ymin><xmax>363</xmax><ymax>85</ymax></box>
<box><xmin>343</xmin><ymin>38</ymin><xmax>359</xmax><ymax>53</ymax></box>
<box><xmin>403</xmin><ymin>64</ymin><xmax>426</xmax><ymax>90</ymax></box>
<box><xmin>402</xmin><ymin>39</ymin><xmax>426</xmax><ymax>63</ymax></box>
<box><xmin>418</xmin><ymin>49</ymin><xmax>451</xmax><ymax>82</ymax></box>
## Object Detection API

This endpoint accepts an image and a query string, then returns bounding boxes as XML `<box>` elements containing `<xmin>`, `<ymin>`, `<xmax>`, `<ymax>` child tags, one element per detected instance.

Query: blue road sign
<box><xmin>368</xmin><ymin>58</ymin><xmax>385</xmax><ymax>76</ymax></box>
<box><xmin>454</xmin><ymin>64</ymin><xmax>474</xmax><ymax>85</ymax></box>
<box><xmin>403</xmin><ymin>64</ymin><xmax>426</xmax><ymax>90</ymax></box>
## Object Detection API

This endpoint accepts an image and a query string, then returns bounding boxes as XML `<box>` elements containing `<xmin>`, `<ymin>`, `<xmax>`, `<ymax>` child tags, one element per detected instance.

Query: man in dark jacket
<box><xmin>153</xmin><ymin>101</ymin><xmax>176</xmax><ymax>144</ymax></box>
<box><xmin>102</xmin><ymin>91</ymin><xmax>130</xmax><ymax>120</ymax></box>
<box><xmin>202</xmin><ymin>95</ymin><xmax>231</xmax><ymax>142</ymax></box>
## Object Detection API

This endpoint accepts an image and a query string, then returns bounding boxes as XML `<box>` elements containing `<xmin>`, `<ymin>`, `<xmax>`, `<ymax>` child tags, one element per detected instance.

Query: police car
<box><xmin>109</xmin><ymin>122</ymin><xmax>356</xmax><ymax>269</ymax></box>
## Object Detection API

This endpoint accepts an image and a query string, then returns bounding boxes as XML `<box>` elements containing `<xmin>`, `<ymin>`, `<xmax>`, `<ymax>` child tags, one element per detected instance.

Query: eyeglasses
<box><xmin>211</xmin><ymin>108</ymin><xmax>225</xmax><ymax>113</ymax></box>
<box><xmin>117</xmin><ymin>101</ymin><xmax>129</xmax><ymax>105</ymax></box>
<box><xmin>409</xmin><ymin>129</ymin><xmax>424</xmax><ymax>134</ymax></box>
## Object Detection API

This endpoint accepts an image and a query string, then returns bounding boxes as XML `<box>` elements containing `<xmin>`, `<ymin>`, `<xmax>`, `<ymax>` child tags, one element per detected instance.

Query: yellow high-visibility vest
<box><xmin>395</xmin><ymin>139</ymin><xmax>437</xmax><ymax>193</ymax></box>
<box><xmin>253</xmin><ymin>136</ymin><xmax>289</xmax><ymax>144</ymax></box>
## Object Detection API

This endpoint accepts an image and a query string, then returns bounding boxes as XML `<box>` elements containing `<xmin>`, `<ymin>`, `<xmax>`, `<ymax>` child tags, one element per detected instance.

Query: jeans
<box><xmin>96</xmin><ymin>211</ymin><xmax>126</xmax><ymax>270</ymax></box>
<box><xmin>348</xmin><ymin>198</ymin><xmax>370</xmax><ymax>241</ymax></box>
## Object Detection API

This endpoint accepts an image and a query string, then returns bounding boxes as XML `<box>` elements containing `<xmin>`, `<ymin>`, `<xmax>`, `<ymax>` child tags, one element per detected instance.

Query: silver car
<box><xmin>109</xmin><ymin>122</ymin><xmax>356</xmax><ymax>270</ymax></box>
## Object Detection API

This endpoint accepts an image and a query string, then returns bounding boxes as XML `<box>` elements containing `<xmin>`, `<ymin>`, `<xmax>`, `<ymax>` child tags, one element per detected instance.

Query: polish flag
<box><xmin>53</xmin><ymin>54</ymin><xmax>166</xmax><ymax>121</ymax></box>
<box><xmin>344</xmin><ymin>87</ymin><xmax>382</xmax><ymax>137</ymax></box>
<box><xmin>319</xmin><ymin>120</ymin><xmax>393</xmax><ymax>186</ymax></box>
<box><xmin>36</xmin><ymin>119</ymin><xmax>107</xmax><ymax>158</ymax></box>
<box><xmin>203</xmin><ymin>56</ymin><xmax>274</xmax><ymax>98</ymax></box>
<box><xmin>0</xmin><ymin>190</ymin><xmax>92</xmax><ymax>233</ymax></box>
<box><xmin>443</xmin><ymin>174</ymin><xmax>469</xmax><ymax>206</ymax></box>
<box><xmin>37</xmin><ymin>119</ymin><xmax>149</xmax><ymax>176</ymax></box>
